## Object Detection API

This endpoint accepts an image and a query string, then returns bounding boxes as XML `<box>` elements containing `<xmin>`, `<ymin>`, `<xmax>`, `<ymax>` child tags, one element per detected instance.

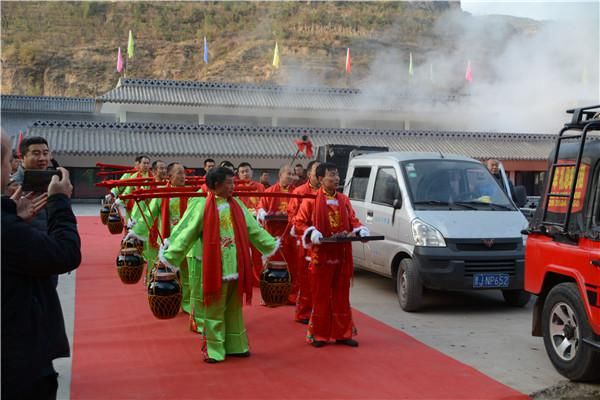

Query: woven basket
<box><xmin>260</xmin><ymin>257</ymin><xmax>291</xmax><ymax>306</ymax></box>
<box><xmin>260</xmin><ymin>280</ymin><xmax>291</xmax><ymax>307</ymax></box>
<box><xmin>107</xmin><ymin>217</ymin><xmax>124</xmax><ymax>234</ymax></box>
<box><xmin>100</xmin><ymin>207</ymin><xmax>110</xmax><ymax>225</ymax></box>
<box><xmin>116</xmin><ymin>248</ymin><xmax>145</xmax><ymax>284</ymax></box>
<box><xmin>148</xmin><ymin>292</ymin><xmax>182</xmax><ymax>320</ymax></box>
<box><xmin>117</xmin><ymin>264</ymin><xmax>144</xmax><ymax>284</ymax></box>
<box><xmin>107</xmin><ymin>204</ymin><xmax>124</xmax><ymax>235</ymax></box>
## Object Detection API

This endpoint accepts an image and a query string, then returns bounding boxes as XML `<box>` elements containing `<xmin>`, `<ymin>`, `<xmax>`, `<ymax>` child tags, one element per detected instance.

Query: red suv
<box><xmin>524</xmin><ymin>105</ymin><xmax>600</xmax><ymax>381</ymax></box>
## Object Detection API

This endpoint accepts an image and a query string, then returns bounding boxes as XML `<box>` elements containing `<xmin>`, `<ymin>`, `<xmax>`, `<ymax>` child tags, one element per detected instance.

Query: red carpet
<box><xmin>71</xmin><ymin>217</ymin><xmax>526</xmax><ymax>400</ymax></box>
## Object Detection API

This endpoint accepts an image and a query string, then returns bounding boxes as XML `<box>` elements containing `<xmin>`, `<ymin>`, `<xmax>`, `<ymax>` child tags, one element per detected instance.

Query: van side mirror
<box><xmin>392</xmin><ymin>197</ymin><xmax>402</xmax><ymax>225</ymax></box>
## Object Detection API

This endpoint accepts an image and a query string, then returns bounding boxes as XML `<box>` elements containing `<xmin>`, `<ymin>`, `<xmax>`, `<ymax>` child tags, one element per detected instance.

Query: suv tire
<box><xmin>541</xmin><ymin>283</ymin><xmax>600</xmax><ymax>381</ymax></box>
<box><xmin>396</xmin><ymin>258</ymin><xmax>423</xmax><ymax>312</ymax></box>
<box><xmin>502</xmin><ymin>289</ymin><xmax>531</xmax><ymax>307</ymax></box>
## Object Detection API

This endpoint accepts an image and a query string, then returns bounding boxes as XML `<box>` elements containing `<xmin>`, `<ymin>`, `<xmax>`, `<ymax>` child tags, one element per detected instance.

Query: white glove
<box><xmin>257</xmin><ymin>208</ymin><xmax>267</xmax><ymax>223</ymax></box>
<box><xmin>357</xmin><ymin>227</ymin><xmax>370</xmax><ymax>237</ymax></box>
<box><xmin>105</xmin><ymin>193</ymin><xmax>115</xmax><ymax>203</ymax></box>
<box><xmin>123</xmin><ymin>230</ymin><xmax>136</xmax><ymax>242</ymax></box>
<box><xmin>158</xmin><ymin>239</ymin><xmax>171</xmax><ymax>262</ymax></box>
<box><xmin>126</xmin><ymin>218</ymin><xmax>136</xmax><ymax>229</ymax></box>
<box><xmin>310</xmin><ymin>229</ymin><xmax>323</xmax><ymax>245</ymax></box>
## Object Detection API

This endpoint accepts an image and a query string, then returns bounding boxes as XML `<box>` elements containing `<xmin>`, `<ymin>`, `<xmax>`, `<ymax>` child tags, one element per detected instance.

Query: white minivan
<box><xmin>345</xmin><ymin>152</ymin><xmax>531</xmax><ymax>311</ymax></box>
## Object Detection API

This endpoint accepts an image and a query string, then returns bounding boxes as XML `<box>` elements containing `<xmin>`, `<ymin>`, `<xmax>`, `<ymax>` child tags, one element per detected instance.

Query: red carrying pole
<box><xmin>96</xmin><ymin>162</ymin><xmax>134</xmax><ymax>170</ymax></box>
<box><xmin>120</xmin><ymin>190</ymin><xmax>315</xmax><ymax>202</ymax></box>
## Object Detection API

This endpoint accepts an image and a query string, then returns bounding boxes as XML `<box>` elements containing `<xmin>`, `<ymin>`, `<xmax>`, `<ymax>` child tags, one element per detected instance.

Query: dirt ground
<box><xmin>531</xmin><ymin>381</ymin><xmax>600</xmax><ymax>399</ymax></box>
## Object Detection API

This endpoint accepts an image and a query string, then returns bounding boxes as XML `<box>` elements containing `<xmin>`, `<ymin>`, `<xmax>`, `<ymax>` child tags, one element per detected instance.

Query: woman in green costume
<box><xmin>159</xmin><ymin>167</ymin><xmax>278</xmax><ymax>363</ymax></box>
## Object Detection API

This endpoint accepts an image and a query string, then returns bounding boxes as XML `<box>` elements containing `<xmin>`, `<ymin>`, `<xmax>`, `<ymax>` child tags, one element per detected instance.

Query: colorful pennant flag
<box><xmin>116</xmin><ymin>47</ymin><xmax>123</xmax><ymax>73</ymax></box>
<box><xmin>345</xmin><ymin>48</ymin><xmax>351</xmax><ymax>74</ymax></box>
<box><xmin>408</xmin><ymin>52</ymin><xmax>414</xmax><ymax>77</ymax></box>
<box><xmin>272</xmin><ymin>42</ymin><xmax>280</xmax><ymax>69</ymax></box>
<box><xmin>127</xmin><ymin>30</ymin><xmax>135</xmax><ymax>59</ymax></box>
<box><xmin>203</xmin><ymin>36</ymin><xmax>209</xmax><ymax>64</ymax></box>
<box><xmin>465</xmin><ymin>60</ymin><xmax>473</xmax><ymax>82</ymax></box>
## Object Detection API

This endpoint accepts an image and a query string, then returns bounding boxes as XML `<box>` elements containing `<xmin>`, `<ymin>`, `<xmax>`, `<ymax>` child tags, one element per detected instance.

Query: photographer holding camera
<box><xmin>12</xmin><ymin>137</ymin><xmax>53</xmax><ymax>227</ymax></box>
<box><xmin>1</xmin><ymin>133</ymin><xmax>81</xmax><ymax>400</ymax></box>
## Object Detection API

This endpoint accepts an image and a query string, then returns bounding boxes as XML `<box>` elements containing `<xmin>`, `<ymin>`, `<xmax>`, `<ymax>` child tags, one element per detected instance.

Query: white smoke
<box><xmin>354</xmin><ymin>4</ymin><xmax>600</xmax><ymax>133</ymax></box>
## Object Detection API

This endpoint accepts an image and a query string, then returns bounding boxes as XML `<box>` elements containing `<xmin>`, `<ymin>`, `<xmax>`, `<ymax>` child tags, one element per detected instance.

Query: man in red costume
<box><xmin>287</xmin><ymin>160</ymin><xmax>320</xmax><ymax>323</ymax></box>
<box><xmin>257</xmin><ymin>165</ymin><xmax>297</xmax><ymax>303</ymax></box>
<box><xmin>294</xmin><ymin>163</ymin><xmax>308</xmax><ymax>186</ymax></box>
<box><xmin>294</xmin><ymin>162</ymin><xmax>368</xmax><ymax>347</ymax></box>
<box><xmin>237</xmin><ymin>162</ymin><xmax>266</xmax><ymax>285</ymax></box>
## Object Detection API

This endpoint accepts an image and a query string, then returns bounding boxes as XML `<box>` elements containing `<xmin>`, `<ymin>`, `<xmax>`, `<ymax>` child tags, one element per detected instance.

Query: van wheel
<box><xmin>541</xmin><ymin>283</ymin><xmax>600</xmax><ymax>381</ymax></box>
<box><xmin>396</xmin><ymin>259</ymin><xmax>423</xmax><ymax>312</ymax></box>
<box><xmin>502</xmin><ymin>290</ymin><xmax>531</xmax><ymax>307</ymax></box>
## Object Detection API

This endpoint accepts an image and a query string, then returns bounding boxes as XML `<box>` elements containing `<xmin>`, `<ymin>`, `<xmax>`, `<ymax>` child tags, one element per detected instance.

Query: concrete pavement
<box><xmin>349</xmin><ymin>269</ymin><xmax>566</xmax><ymax>394</ymax></box>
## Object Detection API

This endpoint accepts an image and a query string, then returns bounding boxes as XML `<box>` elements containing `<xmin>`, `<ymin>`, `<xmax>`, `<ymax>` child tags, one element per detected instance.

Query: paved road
<box><xmin>350</xmin><ymin>269</ymin><xmax>565</xmax><ymax>394</ymax></box>
<box><xmin>57</xmin><ymin>204</ymin><xmax>576</xmax><ymax>398</ymax></box>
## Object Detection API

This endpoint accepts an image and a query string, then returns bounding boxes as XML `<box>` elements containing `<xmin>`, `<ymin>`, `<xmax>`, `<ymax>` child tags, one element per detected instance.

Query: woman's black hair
<box><xmin>206</xmin><ymin>167</ymin><xmax>234</xmax><ymax>189</ymax></box>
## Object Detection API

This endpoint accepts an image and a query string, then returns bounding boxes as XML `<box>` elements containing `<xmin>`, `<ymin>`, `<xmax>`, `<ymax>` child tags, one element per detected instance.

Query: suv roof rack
<box><xmin>565</xmin><ymin>104</ymin><xmax>600</xmax><ymax>130</ymax></box>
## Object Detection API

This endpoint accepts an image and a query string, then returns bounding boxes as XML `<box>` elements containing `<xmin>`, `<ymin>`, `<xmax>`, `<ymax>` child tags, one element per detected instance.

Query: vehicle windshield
<box><xmin>401</xmin><ymin>159</ymin><xmax>516</xmax><ymax>211</ymax></box>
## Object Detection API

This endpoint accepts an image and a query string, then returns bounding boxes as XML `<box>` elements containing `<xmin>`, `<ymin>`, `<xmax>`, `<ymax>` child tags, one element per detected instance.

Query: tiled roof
<box><xmin>1</xmin><ymin>95</ymin><xmax>96</xmax><ymax>113</ymax></box>
<box><xmin>97</xmin><ymin>78</ymin><xmax>463</xmax><ymax>111</ymax></box>
<box><xmin>27</xmin><ymin>120</ymin><xmax>555</xmax><ymax>161</ymax></box>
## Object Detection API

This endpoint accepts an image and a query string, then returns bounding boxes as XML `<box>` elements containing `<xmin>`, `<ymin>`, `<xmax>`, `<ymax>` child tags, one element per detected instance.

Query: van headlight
<box><xmin>411</xmin><ymin>219</ymin><xmax>446</xmax><ymax>247</ymax></box>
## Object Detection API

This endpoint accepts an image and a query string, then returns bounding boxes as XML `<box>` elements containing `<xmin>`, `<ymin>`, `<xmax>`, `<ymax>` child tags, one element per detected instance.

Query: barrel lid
<box><xmin>120</xmin><ymin>248</ymin><xmax>140</xmax><ymax>255</ymax></box>
<box><xmin>154</xmin><ymin>270</ymin><xmax>177</xmax><ymax>281</ymax></box>
<box><xmin>267</xmin><ymin>261</ymin><xmax>287</xmax><ymax>269</ymax></box>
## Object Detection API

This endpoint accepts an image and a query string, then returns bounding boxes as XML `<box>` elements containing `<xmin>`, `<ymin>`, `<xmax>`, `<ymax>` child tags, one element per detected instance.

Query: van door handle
<box><xmin>592</xmin><ymin>260</ymin><xmax>600</xmax><ymax>267</ymax></box>
<box><xmin>367</xmin><ymin>210</ymin><xmax>374</xmax><ymax>217</ymax></box>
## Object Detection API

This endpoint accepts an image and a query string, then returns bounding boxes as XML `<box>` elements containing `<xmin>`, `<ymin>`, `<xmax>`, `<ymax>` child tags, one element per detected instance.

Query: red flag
<box><xmin>16</xmin><ymin>131</ymin><xmax>23</xmax><ymax>158</ymax></box>
<box><xmin>465</xmin><ymin>60</ymin><xmax>473</xmax><ymax>82</ymax></box>
<box><xmin>345</xmin><ymin>48</ymin><xmax>351</xmax><ymax>74</ymax></box>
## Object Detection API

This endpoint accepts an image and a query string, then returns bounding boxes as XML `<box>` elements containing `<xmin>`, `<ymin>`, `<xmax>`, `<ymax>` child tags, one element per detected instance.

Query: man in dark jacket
<box><xmin>1</xmin><ymin>133</ymin><xmax>81</xmax><ymax>400</ymax></box>
<box><xmin>12</xmin><ymin>136</ymin><xmax>61</xmax><ymax>287</ymax></box>
<box><xmin>486</xmin><ymin>158</ymin><xmax>516</xmax><ymax>201</ymax></box>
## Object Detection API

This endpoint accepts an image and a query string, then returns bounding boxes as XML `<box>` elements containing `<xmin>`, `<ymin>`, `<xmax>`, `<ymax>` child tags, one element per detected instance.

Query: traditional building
<box><xmin>2</xmin><ymin>78</ymin><xmax>555</xmax><ymax>198</ymax></box>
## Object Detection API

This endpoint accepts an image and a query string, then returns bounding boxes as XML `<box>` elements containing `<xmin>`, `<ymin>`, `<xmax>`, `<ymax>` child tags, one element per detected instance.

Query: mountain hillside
<box><xmin>1</xmin><ymin>1</ymin><xmax>538</xmax><ymax>97</ymax></box>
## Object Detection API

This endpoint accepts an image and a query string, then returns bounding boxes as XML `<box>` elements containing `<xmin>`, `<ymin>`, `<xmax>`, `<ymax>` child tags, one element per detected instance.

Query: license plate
<box><xmin>473</xmin><ymin>273</ymin><xmax>509</xmax><ymax>288</ymax></box>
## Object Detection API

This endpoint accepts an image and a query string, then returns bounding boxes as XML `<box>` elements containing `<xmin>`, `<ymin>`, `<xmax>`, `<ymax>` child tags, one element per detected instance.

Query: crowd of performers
<box><xmin>102</xmin><ymin>156</ymin><xmax>370</xmax><ymax>363</ymax></box>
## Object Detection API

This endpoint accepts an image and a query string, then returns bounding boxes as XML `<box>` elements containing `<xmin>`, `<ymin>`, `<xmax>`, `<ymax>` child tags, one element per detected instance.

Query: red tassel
<box><xmin>16</xmin><ymin>132</ymin><xmax>23</xmax><ymax>158</ymax></box>
<box><xmin>305</xmin><ymin>141</ymin><xmax>313</xmax><ymax>158</ymax></box>
<box><xmin>149</xmin><ymin>219</ymin><xmax>159</xmax><ymax>249</ymax></box>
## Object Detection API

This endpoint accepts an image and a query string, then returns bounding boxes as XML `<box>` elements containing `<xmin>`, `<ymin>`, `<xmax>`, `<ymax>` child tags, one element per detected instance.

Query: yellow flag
<box><xmin>272</xmin><ymin>42</ymin><xmax>280</xmax><ymax>69</ymax></box>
